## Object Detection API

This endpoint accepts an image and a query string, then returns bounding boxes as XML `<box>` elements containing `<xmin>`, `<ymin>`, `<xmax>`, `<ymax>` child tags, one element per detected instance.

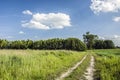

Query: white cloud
<box><xmin>22</xmin><ymin>10</ymin><xmax>33</xmax><ymax>15</ymax></box>
<box><xmin>19</xmin><ymin>31</ymin><xmax>25</xmax><ymax>34</ymax></box>
<box><xmin>113</xmin><ymin>17</ymin><xmax>120</xmax><ymax>22</ymax></box>
<box><xmin>22</xmin><ymin>12</ymin><xmax>71</xmax><ymax>30</ymax></box>
<box><xmin>90</xmin><ymin>0</ymin><xmax>120</xmax><ymax>14</ymax></box>
<box><xmin>113</xmin><ymin>35</ymin><xmax>120</xmax><ymax>39</ymax></box>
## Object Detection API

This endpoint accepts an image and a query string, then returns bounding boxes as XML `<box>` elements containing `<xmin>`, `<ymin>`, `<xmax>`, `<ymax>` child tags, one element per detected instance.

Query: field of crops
<box><xmin>0</xmin><ymin>49</ymin><xmax>120</xmax><ymax>80</ymax></box>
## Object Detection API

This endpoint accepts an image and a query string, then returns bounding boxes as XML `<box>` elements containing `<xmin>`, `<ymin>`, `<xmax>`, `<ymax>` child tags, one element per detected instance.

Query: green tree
<box><xmin>26</xmin><ymin>39</ymin><xmax>33</xmax><ymax>49</ymax></box>
<box><xmin>65</xmin><ymin>38</ymin><xmax>86</xmax><ymax>51</ymax></box>
<box><xmin>83</xmin><ymin>32</ymin><xmax>98</xmax><ymax>49</ymax></box>
<box><xmin>93</xmin><ymin>40</ymin><xmax>115</xmax><ymax>49</ymax></box>
<box><xmin>94</xmin><ymin>40</ymin><xmax>104</xmax><ymax>49</ymax></box>
<box><xmin>0</xmin><ymin>38</ymin><xmax>86</xmax><ymax>51</ymax></box>
<box><xmin>0</xmin><ymin>39</ymin><xmax>8</xmax><ymax>49</ymax></box>
<box><xmin>104</xmin><ymin>40</ymin><xmax>115</xmax><ymax>49</ymax></box>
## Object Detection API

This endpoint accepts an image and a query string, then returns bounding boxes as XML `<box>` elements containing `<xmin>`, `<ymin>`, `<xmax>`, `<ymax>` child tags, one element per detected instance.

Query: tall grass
<box><xmin>94</xmin><ymin>49</ymin><xmax>120</xmax><ymax>80</ymax></box>
<box><xmin>0</xmin><ymin>50</ymin><xmax>86</xmax><ymax>80</ymax></box>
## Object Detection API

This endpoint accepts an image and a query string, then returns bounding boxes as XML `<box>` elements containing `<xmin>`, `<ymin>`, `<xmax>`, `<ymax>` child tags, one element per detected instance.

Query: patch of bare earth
<box><xmin>55</xmin><ymin>55</ymin><xmax>87</xmax><ymax>80</ymax></box>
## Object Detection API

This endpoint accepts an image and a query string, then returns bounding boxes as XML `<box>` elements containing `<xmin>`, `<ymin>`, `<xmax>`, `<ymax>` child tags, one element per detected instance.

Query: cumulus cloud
<box><xmin>113</xmin><ymin>17</ymin><xmax>120</xmax><ymax>22</ymax></box>
<box><xmin>22</xmin><ymin>11</ymin><xmax>71</xmax><ymax>30</ymax></box>
<box><xmin>90</xmin><ymin>0</ymin><xmax>120</xmax><ymax>14</ymax></box>
<box><xmin>22</xmin><ymin>10</ymin><xmax>33</xmax><ymax>15</ymax></box>
<box><xmin>19</xmin><ymin>31</ymin><xmax>25</xmax><ymax>34</ymax></box>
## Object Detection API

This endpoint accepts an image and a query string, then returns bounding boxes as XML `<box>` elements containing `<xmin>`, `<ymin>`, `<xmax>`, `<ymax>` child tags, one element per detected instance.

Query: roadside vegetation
<box><xmin>0</xmin><ymin>50</ymin><xmax>86</xmax><ymax>80</ymax></box>
<box><xmin>94</xmin><ymin>49</ymin><xmax>120</xmax><ymax>80</ymax></box>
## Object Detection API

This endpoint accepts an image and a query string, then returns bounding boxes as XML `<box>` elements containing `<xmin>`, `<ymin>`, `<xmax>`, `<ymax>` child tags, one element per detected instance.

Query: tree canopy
<box><xmin>0</xmin><ymin>33</ymin><xmax>115</xmax><ymax>51</ymax></box>
<box><xmin>83</xmin><ymin>32</ymin><xmax>98</xmax><ymax>49</ymax></box>
<box><xmin>93</xmin><ymin>40</ymin><xmax>115</xmax><ymax>49</ymax></box>
<box><xmin>83</xmin><ymin>32</ymin><xmax>115</xmax><ymax>49</ymax></box>
<box><xmin>0</xmin><ymin>38</ymin><xmax>86</xmax><ymax>51</ymax></box>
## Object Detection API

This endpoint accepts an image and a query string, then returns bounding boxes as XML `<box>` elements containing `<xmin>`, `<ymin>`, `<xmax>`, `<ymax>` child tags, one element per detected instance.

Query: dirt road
<box><xmin>83</xmin><ymin>56</ymin><xmax>95</xmax><ymax>80</ymax></box>
<box><xmin>55</xmin><ymin>55</ymin><xmax>87</xmax><ymax>80</ymax></box>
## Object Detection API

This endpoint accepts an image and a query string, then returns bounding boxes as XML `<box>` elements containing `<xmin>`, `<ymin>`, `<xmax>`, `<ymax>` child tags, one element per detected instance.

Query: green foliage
<box><xmin>94</xmin><ymin>40</ymin><xmax>115</xmax><ymax>49</ymax></box>
<box><xmin>0</xmin><ymin>38</ymin><xmax>86</xmax><ymax>51</ymax></box>
<box><xmin>0</xmin><ymin>50</ymin><xmax>86</xmax><ymax>80</ymax></box>
<box><xmin>104</xmin><ymin>40</ymin><xmax>115</xmax><ymax>49</ymax></box>
<box><xmin>83</xmin><ymin>32</ymin><xmax>98</xmax><ymax>49</ymax></box>
<box><xmin>0</xmin><ymin>39</ymin><xmax>8</xmax><ymax>49</ymax></box>
<box><xmin>94</xmin><ymin>49</ymin><xmax>120</xmax><ymax>80</ymax></box>
<box><xmin>65</xmin><ymin>38</ymin><xmax>86</xmax><ymax>51</ymax></box>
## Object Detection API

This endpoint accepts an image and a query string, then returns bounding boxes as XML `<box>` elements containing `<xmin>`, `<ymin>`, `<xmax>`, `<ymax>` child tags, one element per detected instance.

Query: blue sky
<box><xmin>0</xmin><ymin>0</ymin><xmax>120</xmax><ymax>46</ymax></box>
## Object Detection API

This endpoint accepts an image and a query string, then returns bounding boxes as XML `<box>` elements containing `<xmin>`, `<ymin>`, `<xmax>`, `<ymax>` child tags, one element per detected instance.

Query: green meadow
<box><xmin>0</xmin><ymin>50</ymin><xmax>86</xmax><ymax>80</ymax></box>
<box><xmin>94</xmin><ymin>49</ymin><xmax>120</xmax><ymax>80</ymax></box>
<box><xmin>0</xmin><ymin>49</ymin><xmax>120</xmax><ymax>80</ymax></box>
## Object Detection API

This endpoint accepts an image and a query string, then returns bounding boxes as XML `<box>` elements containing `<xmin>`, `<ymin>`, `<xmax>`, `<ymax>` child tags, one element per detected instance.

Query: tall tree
<box><xmin>83</xmin><ymin>32</ymin><xmax>98</xmax><ymax>49</ymax></box>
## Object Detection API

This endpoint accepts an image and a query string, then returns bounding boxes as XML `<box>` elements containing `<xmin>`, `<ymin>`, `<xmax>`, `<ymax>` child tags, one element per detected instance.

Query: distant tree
<box><xmin>0</xmin><ymin>39</ymin><xmax>8</xmax><ymax>49</ymax></box>
<box><xmin>83</xmin><ymin>32</ymin><xmax>98</xmax><ymax>49</ymax></box>
<box><xmin>104</xmin><ymin>40</ymin><xmax>115</xmax><ymax>49</ymax></box>
<box><xmin>26</xmin><ymin>39</ymin><xmax>33</xmax><ymax>49</ymax></box>
<box><xmin>0</xmin><ymin>38</ymin><xmax>86</xmax><ymax>51</ymax></box>
<box><xmin>94</xmin><ymin>40</ymin><xmax>104</xmax><ymax>49</ymax></box>
<box><xmin>65</xmin><ymin>38</ymin><xmax>86</xmax><ymax>51</ymax></box>
<box><xmin>93</xmin><ymin>40</ymin><xmax>115</xmax><ymax>49</ymax></box>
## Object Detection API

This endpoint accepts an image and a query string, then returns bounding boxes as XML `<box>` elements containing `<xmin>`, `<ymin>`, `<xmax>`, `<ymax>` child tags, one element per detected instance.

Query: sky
<box><xmin>0</xmin><ymin>0</ymin><xmax>120</xmax><ymax>46</ymax></box>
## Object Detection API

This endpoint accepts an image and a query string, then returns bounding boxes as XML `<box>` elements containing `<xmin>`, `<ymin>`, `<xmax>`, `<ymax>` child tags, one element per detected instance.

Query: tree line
<box><xmin>0</xmin><ymin>32</ymin><xmax>115</xmax><ymax>51</ymax></box>
<box><xmin>0</xmin><ymin>38</ymin><xmax>86</xmax><ymax>51</ymax></box>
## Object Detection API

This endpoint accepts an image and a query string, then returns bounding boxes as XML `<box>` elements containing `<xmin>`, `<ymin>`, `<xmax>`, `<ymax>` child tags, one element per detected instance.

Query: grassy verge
<box><xmin>64</xmin><ymin>54</ymin><xmax>91</xmax><ymax>80</ymax></box>
<box><xmin>0</xmin><ymin>50</ymin><xmax>86</xmax><ymax>80</ymax></box>
<box><xmin>93</xmin><ymin>49</ymin><xmax>120</xmax><ymax>80</ymax></box>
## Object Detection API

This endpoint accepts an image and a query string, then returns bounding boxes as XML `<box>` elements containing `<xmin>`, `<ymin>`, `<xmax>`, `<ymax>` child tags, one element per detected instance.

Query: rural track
<box><xmin>82</xmin><ymin>56</ymin><xmax>95</xmax><ymax>80</ymax></box>
<box><xmin>55</xmin><ymin>55</ymin><xmax>87</xmax><ymax>80</ymax></box>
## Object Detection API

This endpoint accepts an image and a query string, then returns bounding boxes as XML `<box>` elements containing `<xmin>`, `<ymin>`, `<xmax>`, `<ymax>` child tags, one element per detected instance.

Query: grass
<box><xmin>93</xmin><ymin>49</ymin><xmax>120</xmax><ymax>80</ymax></box>
<box><xmin>0</xmin><ymin>49</ymin><xmax>120</xmax><ymax>80</ymax></box>
<box><xmin>0</xmin><ymin>50</ymin><xmax>86</xmax><ymax>80</ymax></box>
